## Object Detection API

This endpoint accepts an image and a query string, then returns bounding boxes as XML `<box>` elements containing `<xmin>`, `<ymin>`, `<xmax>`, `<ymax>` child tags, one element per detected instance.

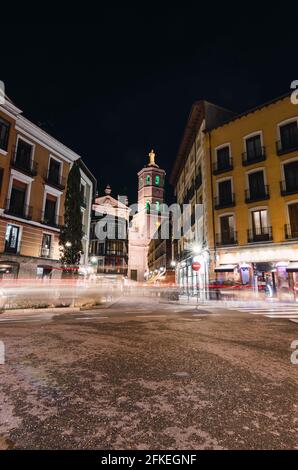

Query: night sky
<box><xmin>2</xmin><ymin>8</ymin><xmax>298</xmax><ymax>203</ymax></box>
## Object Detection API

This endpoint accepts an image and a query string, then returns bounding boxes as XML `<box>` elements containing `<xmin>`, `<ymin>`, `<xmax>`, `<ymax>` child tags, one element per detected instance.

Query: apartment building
<box><xmin>89</xmin><ymin>185</ymin><xmax>129</xmax><ymax>276</ymax></box>
<box><xmin>0</xmin><ymin>95</ymin><xmax>95</xmax><ymax>278</ymax></box>
<box><xmin>170</xmin><ymin>101</ymin><xmax>234</xmax><ymax>296</ymax></box>
<box><xmin>147</xmin><ymin>218</ymin><xmax>174</xmax><ymax>284</ymax></box>
<box><xmin>206</xmin><ymin>93</ymin><xmax>298</xmax><ymax>297</ymax></box>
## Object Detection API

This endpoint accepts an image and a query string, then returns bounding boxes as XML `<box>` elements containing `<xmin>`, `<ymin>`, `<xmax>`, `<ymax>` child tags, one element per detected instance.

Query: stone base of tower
<box><xmin>128</xmin><ymin>243</ymin><xmax>149</xmax><ymax>282</ymax></box>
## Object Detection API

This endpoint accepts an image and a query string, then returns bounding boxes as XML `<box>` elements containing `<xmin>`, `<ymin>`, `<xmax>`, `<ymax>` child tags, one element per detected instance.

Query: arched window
<box><xmin>155</xmin><ymin>201</ymin><xmax>160</xmax><ymax>212</ymax></box>
<box><xmin>139</xmin><ymin>177</ymin><xmax>143</xmax><ymax>188</ymax></box>
<box><xmin>155</xmin><ymin>175</ymin><xmax>160</xmax><ymax>185</ymax></box>
<box><xmin>146</xmin><ymin>200</ymin><xmax>150</xmax><ymax>211</ymax></box>
<box><xmin>146</xmin><ymin>175</ymin><xmax>151</xmax><ymax>185</ymax></box>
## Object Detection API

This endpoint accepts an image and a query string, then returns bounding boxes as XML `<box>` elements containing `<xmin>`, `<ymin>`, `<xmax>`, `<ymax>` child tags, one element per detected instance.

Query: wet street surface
<box><xmin>0</xmin><ymin>297</ymin><xmax>297</xmax><ymax>449</ymax></box>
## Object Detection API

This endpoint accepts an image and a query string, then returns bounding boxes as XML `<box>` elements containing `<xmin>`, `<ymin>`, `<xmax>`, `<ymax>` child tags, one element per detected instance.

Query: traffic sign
<box><xmin>192</xmin><ymin>261</ymin><xmax>201</xmax><ymax>271</ymax></box>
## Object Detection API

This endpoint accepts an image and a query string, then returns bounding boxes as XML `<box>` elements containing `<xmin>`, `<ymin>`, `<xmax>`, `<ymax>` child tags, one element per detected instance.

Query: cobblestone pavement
<box><xmin>0</xmin><ymin>297</ymin><xmax>297</xmax><ymax>449</ymax></box>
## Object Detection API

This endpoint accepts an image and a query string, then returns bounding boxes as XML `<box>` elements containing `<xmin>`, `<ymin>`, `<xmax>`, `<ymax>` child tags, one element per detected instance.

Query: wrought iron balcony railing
<box><xmin>11</xmin><ymin>146</ymin><xmax>38</xmax><ymax>176</ymax></box>
<box><xmin>245</xmin><ymin>185</ymin><xmax>270</xmax><ymax>203</ymax></box>
<box><xmin>4</xmin><ymin>198</ymin><xmax>32</xmax><ymax>220</ymax></box>
<box><xmin>215</xmin><ymin>231</ymin><xmax>238</xmax><ymax>246</ymax></box>
<box><xmin>247</xmin><ymin>226</ymin><xmax>272</xmax><ymax>243</ymax></box>
<box><xmin>284</xmin><ymin>224</ymin><xmax>298</xmax><ymax>240</ymax></box>
<box><xmin>276</xmin><ymin>133</ymin><xmax>298</xmax><ymax>155</ymax></box>
<box><xmin>214</xmin><ymin>193</ymin><xmax>235</xmax><ymax>209</ymax></box>
<box><xmin>44</xmin><ymin>171</ymin><xmax>66</xmax><ymax>190</ymax></box>
<box><xmin>213</xmin><ymin>157</ymin><xmax>233</xmax><ymax>175</ymax></box>
<box><xmin>280</xmin><ymin>179</ymin><xmax>298</xmax><ymax>196</ymax></box>
<box><xmin>40</xmin><ymin>211</ymin><xmax>62</xmax><ymax>228</ymax></box>
<box><xmin>39</xmin><ymin>246</ymin><xmax>53</xmax><ymax>258</ymax></box>
<box><xmin>242</xmin><ymin>146</ymin><xmax>266</xmax><ymax>166</ymax></box>
<box><xmin>195</xmin><ymin>173</ymin><xmax>202</xmax><ymax>189</ymax></box>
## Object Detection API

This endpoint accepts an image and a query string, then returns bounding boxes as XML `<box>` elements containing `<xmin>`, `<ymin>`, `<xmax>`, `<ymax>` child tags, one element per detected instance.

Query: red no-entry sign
<box><xmin>192</xmin><ymin>261</ymin><xmax>201</xmax><ymax>271</ymax></box>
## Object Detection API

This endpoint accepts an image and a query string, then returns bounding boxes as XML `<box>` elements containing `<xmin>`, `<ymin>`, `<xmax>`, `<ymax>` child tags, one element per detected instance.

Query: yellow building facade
<box><xmin>0</xmin><ymin>96</ymin><xmax>94</xmax><ymax>278</ymax></box>
<box><xmin>206</xmin><ymin>94</ymin><xmax>298</xmax><ymax>297</ymax></box>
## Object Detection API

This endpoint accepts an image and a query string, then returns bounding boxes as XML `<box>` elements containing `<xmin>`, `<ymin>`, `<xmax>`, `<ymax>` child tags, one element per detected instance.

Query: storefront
<box><xmin>177</xmin><ymin>252</ymin><xmax>209</xmax><ymax>299</ymax></box>
<box><xmin>214</xmin><ymin>243</ymin><xmax>298</xmax><ymax>299</ymax></box>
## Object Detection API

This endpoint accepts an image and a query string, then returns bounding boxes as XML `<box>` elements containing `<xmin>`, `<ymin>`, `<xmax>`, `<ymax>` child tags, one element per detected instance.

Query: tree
<box><xmin>59</xmin><ymin>160</ymin><xmax>83</xmax><ymax>268</ymax></box>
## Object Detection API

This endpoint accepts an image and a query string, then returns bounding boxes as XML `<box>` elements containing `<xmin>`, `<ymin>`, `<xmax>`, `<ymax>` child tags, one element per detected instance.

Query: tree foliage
<box><xmin>59</xmin><ymin>160</ymin><xmax>83</xmax><ymax>266</ymax></box>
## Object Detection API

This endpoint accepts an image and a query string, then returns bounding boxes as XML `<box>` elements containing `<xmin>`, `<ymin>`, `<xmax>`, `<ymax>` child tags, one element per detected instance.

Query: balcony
<box><xmin>245</xmin><ymin>185</ymin><xmax>270</xmax><ymax>203</ymax></box>
<box><xmin>216</xmin><ymin>231</ymin><xmax>238</xmax><ymax>246</ymax></box>
<box><xmin>11</xmin><ymin>147</ymin><xmax>38</xmax><ymax>176</ymax></box>
<box><xmin>40</xmin><ymin>211</ymin><xmax>62</xmax><ymax>228</ymax></box>
<box><xmin>284</xmin><ymin>224</ymin><xmax>298</xmax><ymax>240</ymax></box>
<box><xmin>280</xmin><ymin>179</ymin><xmax>298</xmax><ymax>196</ymax></box>
<box><xmin>4</xmin><ymin>198</ymin><xmax>32</xmax><ymax>220</ymax></box>
<box><xmin>214</xmin><ymin>193</ymin><xmax>235</xmax><ymax>210</ymax></box>
<box><xmin>242</xmin><ymin>147</ymin><xmax>266</xmax><ymax>166</ymax></box>
<box><xmin>247</xmin><ymin>226</ymin><xmax>272</xmax><ymax>243</ymax></box>
<box><xmin>44</xmin><ymin>171</ymin><xmax>66</xmax><ymax>190</ymax></box>
<box><xmin>176</xmin><ymin>250</ymin><xmax>191</xmax><ymax>262</ymax></box>
<box><xmin>213</xmin><ymin>157</ymin><xmax>233</xmax><ymax>175</ymax></box>
<box><xmin>276</xmin><ymin>134</ymin><xmax>298</xmax><ymax>156</ymax></box>
<box><xmin>195</xmin><ymin>173</ymin><xmax>202</xmax><ymax>189</ymax></box>
<box><xmin>39</xmin><ymin>246</ymin><xmax>53</xmax><ymax>258</ymax></box>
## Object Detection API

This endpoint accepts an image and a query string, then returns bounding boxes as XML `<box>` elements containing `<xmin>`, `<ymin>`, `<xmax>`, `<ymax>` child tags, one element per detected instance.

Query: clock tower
<box><xmin>128</xmin><ymin>150</ymin><xmax>166</xmax><ymax>281</ymax></box>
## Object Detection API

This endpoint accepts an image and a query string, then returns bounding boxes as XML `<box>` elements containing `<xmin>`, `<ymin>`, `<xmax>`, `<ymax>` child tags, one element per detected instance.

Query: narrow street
<box><xmin>0</xmin><ymin>297</ymin><xmax>297</xmax><ymax>450</ymax></box>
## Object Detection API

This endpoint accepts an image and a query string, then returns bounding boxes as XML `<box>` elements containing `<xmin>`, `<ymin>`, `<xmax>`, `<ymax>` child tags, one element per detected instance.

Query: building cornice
<box><xmin>15</xmin><ymin>116</ymin><xmax>80</xmax><ymax>164</ymax></box>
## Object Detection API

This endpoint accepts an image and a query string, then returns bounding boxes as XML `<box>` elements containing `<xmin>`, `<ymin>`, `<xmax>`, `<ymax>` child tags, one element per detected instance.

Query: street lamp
<box><xmin>170</xmin><ymin>260</ymin><xmax>176</xmax><ymax>268</ymax></box>
<box><xmin>65</xmin><ymin>241</ymin><xmax>72</xmax><ymax>248</ymax></box>
<box><xmin>192</xmin><ymin>243</ymin><xmax>201</xmax><ymax>255</ymax></box>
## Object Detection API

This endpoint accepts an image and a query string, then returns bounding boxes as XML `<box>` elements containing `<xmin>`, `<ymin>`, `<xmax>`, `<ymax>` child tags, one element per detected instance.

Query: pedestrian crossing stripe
<box><xmin>265</xmin><ymin>315</ymin><xmax>298</xmax><ymax>319</ymax></box>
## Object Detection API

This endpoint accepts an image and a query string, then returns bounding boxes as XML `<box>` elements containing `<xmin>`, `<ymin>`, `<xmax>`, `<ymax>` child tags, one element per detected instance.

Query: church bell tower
<box><xmin>128</xmin><ymin>150</ymin><xmax>166</xmax><ymax>282</ymax></box>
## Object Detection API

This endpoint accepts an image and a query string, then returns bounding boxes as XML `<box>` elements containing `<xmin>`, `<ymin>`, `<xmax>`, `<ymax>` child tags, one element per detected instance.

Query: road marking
<box><xmin>75</xmin><ymin>316</ymin><xmax>109</xmax><ymax>320</ymax></box>
<box><xmin>0</xmin><ymin>318</ymin><xmax>46</xmax><ymax>323</ymax></box>
<box><xmin>181</xmin><ymin>318</ymin><xmax>202</xmax><ymax>321</ymax></box>
<box><xmin>135</xmin><ymin>315</ymin><xmax>166</xmax><ymax>318</ymax></box>
<box><xmin>265</xmin><ymin>314</ymin><xmax>298</xmax><ymax>319</ymax></box>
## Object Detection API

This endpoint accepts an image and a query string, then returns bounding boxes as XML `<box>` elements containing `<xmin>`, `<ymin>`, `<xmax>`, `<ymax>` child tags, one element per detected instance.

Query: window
<box><xmin>155</xmin><ymin>175</ymin><xmax>160</xmax><ymax>185</ymax></box>
<box><xmin>280</xmin><ymin>121</ymin><xmax>298</xmax><ymax>151</ymax></box>
<box><xmin>139</xmin><ymin>176</ymin><xmax>143</xmax><ymax>188</ymax></box>
<box><xmin>216</xmin><ymin>146</ymin><xmax>230</xmax><ymax>170</ymax></box>
<box><xmin>48</xmin><ymin>158</ymin><xmax>61</xmax><ymax>184</ymax></box>
<box><xmin>146</xmin><ymin>200</ymin><xmax>150</xmax><ymax>211</ymax></box>
<box><xmin>288</xmin><ymin>203</ymin><xmax>298</xmax><ymax>238</ymax></box>
<box><xmin>284</xmin><ymin>161</ymin><xmax>298</xmax><ymax>192</ymax></box>
<box><xmin>245</xmin><ymin>134</ymin><xmax>262</xmax><ymax>160</ymax></box>
<box><xmin>16</xmin><ymin>138</ymin><xmax>33</xmax><ymax>167</ymax></box>
<box><xmin>44</xmin><ymin>197</ymin><xmax>57</xmax><ymax>225</ymax></box>
<box><xmin>9</xmin><ymin>181</ymin><xmax>27</xmax><ymax>217</ymax></box>
<box><xmin>41</xmin><ymin>234</ymin><xmax>52</xmax><ymax>257</ymax></box>
<box><xmin>5</xmin><ymin>224</ymin><xmax>20</xmax><ymax>253</ymax></box>
<box><xmin>155</xmin><ymin>201</ymin><xmax>160</xmax><ymax>212</ymax></box>
<box><xmin>0</xmin><ymin>117</ymin><xmax>10</xmax><ymax>151</ymax></box>
<box><xmin>146</xmin><ymin>175</ymin><xmax>151</xmax><ymax>185</ymax></box>
<box><xmin>248</xmin><ymin>171</ymin><xmax>266</xmax><ymax>198</ymax></box>
<box><xmin>250</xmin><ymin>209</ymin><xmax>271</xmax><ymax>241</ymax></box>
<box><xmin>218</xmin><ymin>180</ymin><xmax>232</xmax><ymax>204</ymax></box>
<box><xmin>220</xmin><ymin>215</ymin><xmax>235</xmax><ymax>244</ymax></box>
